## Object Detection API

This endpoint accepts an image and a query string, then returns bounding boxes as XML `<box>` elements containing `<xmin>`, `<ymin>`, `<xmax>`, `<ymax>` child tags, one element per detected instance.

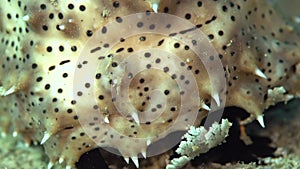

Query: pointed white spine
<box><xmin>131</xmin><ymin>156</ymin><xmax>139</xmax><ymax>168</ymax></box>
<box><xmin>152</xmin><ymin>3</ymin><xmax>158</xmax><ymax>13</ymax></box>
<box><xmin>47</xmin><ymin>162</ymin><xmax>54</xmax><ymax>169</ymax></box>
<box><xmin>104</xmin><ymin>116</ymin><xmax>110</xmax><ymax>123</ymax></box>
<box><xmin>41</xmin><ymin>132</ymin><xmax>51</xmax><ymax>144</ymax></box>
<box><xmin>146</xmin><ymin>139</ymin><xmax>151</xmax><ymax>146</ymax></box>
<box><xmin>104</xmin><ymin>107</ymin><xmax>110</xmax><ymax>123</ymax></box>
<box><xmin>132</xmin><ymin>111</ymin><xmax>140</xmax><ymax>126</ymax></box>
<box><xmin>147</xmin><ymin>0</ymin><xmax>160</xmax><ymax>13</ymax></box>
<box><xmin>58</xmin><ymin>24</ymin><xmax>65</xmax><ymax>30</ymax></box>
<box><xmin>212</xmin><ymin>93</ymin><xmax>220</xmax><ymax>107</ymax></box>
<box><xmin>22</xmin><ymin>15</ymin><xmax>30</xmax><ymax>21</ymax></box>
<box><xmin>256</xmin><ymin>115</ymin><xmax>265</xmax><ymax>128</ymax></box>
<box><xmin>141</xmin><ymin>151</ymin><xmax>147</xmax><ymax>159</ymax></box>
<box><xmin>255</xmin><ymin>68</ymin><xmax>267</xmax><ymax>79</ymax></box>
<box><xmin>13</xmin><ymin>131</ymin><xmax>18</xmax><ymax>137</ymax></box>
<box><xmin>3</xmin><ymin>86</ymin><xmax>16</xmax><ymax>96</ymax></box>
<box><xmin>200</xmin><ymin>102</ymin><xmax>211</xmax><ymax>111</ymax></box>
<box><xmin>123</xmin><ymin>157</ymin><xmax>130</xmax><ymax>164</ymax></box>
<box><xmin>59</xmin><ymin>157</ymin><xmax>64</xmax><ymax>164</ymax></box>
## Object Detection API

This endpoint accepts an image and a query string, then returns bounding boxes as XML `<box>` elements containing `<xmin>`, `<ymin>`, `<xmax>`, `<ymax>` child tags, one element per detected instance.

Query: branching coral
<box><xmin>166</xmin><ymin>119</ymin><xmax>232</xmax><ymax>169</ymax></box>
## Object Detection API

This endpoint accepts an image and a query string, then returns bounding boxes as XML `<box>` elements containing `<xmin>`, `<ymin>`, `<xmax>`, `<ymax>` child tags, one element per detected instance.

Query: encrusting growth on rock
<box><xmin>0</xmin><ymin>0</ymin><xmax>299</xmax><ymax>168</ymax></box>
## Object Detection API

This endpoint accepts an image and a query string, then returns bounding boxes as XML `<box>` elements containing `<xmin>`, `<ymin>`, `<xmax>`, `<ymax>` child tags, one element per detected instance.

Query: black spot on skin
<box><xmin>139</xmin><ymin>36</ymin><xmax>146</xmax><ymax>41</ymax></box>
<box><xmin>144</xmin><ymin>52</ymin><xmax>151</xmax><ymax>58</ymax></box>
<box><xmin>32</xmin><ymin>63</ymin><xmax>38</xmax><ymax>69</ymax></box>
<box><xmin>197</xmin><ymin>1</ymin><xmax>203</xmax><ymax>7</ymax></box>
<box><xmin>101</xmin><ymin>27</ymin><xmax>107</xmax><ymax>34</ymax></box>
<box><xmin>113</xmin><ymin>1</ymin><xmax>120</xmax><ymax>8</ymax></box>
<box><xmin>174</xmin><ymin>43</ymin><xmax>180</xmax><ymax>48</ymax></box>
<box><xmin>90</xmin><ymin>47</ymin><xmax>101</xmax><ymax>53</ymax></box>
<box><xmin>149</xmin><ymin>24</ymin><xmax>155</xmax><ymax>30</ymax></box>
<box><xmin>163</xmin><ymin>7</ymin><xmax>169</xmax><ymax>13</ymax></box>
<box><xmin>87</xmin><ymin>30</ymin><xmax>93</xmax><ymax>36</ymax></box>
<box><xmin>157</xmin><ymin>39</ymin><xmax>164</xmax><ymax>46</ymax></box>
<box><xmin>68</xmin><ymin>3</ymin><xmax>74</xmax><ymax>10</ymax></box>
<box><xmin>116</xmin><ymin>48</ymin><xmax>124</xmax><ymax>53</ymax></box>
<box><xmin>79</xmin><ymin>5</ymin><xmax>86</xmax><ymax>11</ymax></box>
<box><xmin>116</xmin><ymin>16</ymin><xmax>123</xmax><ymax>23</ymax></box>
<box><xmin>59</xmin><ymin>60</ymin><xmax>70</xmax><ymax>65</ymax></box>
<box><xmin>185</xmin><ymin>13</ymin><xmax>191</xmax><ymax>20</ymax></box>
<box><xmin>137</xmin><ymin>22</ymin><xmax>143</xmax><ymax>28</ymax></box>
<box><xmin>127</xmin><ymin>48</ymin><xmax>133</xmax><ymax>52</ymax></box>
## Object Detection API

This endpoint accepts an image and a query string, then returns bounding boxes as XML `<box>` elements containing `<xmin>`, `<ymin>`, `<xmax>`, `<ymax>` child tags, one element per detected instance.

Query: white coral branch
<box><xmin>166</xmin><ymin>119</ymin><xmax>232</xmax><ymax>169</ymax></box>
<box><xmin>266</xmin><ymin>86</ymin><xmax>294</xmax><ymax>108</ymax></box>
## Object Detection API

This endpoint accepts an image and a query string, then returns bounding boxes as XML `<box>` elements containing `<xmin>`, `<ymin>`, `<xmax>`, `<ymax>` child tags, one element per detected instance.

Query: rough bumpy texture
<box><xmin>159</xmin><ymin>0</ymin><xmax>300</xmax><ymax>124</ymax></box>
<box><xmin>0</xmin><ymin>0</ymin><xmax>299</xmax><ymax>168</ymax></box>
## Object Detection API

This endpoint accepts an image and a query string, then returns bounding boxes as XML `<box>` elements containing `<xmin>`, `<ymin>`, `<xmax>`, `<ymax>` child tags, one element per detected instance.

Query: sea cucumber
<box><xmin>0</xmin><ymin>0</ymin><xmax>299</xmax><ymax>168</ymax></box>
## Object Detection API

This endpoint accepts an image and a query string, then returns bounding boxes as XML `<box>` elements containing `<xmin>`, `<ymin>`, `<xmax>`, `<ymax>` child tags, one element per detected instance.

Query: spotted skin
<box><xmin>159</xmin><ymin>0</ymin><xmax>300</xmax><ymax>119</ymax></box>
<box><xmin>0</xmin><ymin>0</ymin><xmax>300</xmax><ymax>168</ymax></box>
<box><xmin>72</xmin><ymin>13</ymin><xmax>220</xmax><ymax>161</ymax></box>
